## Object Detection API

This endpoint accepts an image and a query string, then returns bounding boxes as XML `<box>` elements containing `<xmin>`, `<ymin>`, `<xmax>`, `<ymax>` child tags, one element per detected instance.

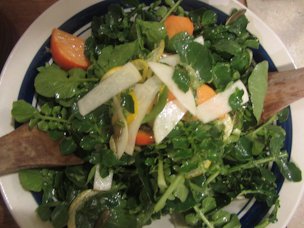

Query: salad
<box><xmin>11</xmin><ymin>0</ymin><xmax>301</xmax><ymax>227</ymax></box>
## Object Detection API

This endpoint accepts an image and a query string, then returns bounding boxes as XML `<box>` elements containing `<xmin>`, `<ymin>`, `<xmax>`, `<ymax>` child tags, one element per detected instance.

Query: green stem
<box><xmin>194</xmin><ymin>205</ymin><xmax>214</xmax><ymax>228</ymax></box>
<box><xmin>160</xmin><ymin>0</ymin><xmax>183</xmax><ymax>23</ymax></box>
<box><xmin>206</xmin><ymin>170</ymin><xmax>220</xmax><ymax>185</ymax></box>
<box><xmin>226</xmin><ymin>153</ymin><xmax>288</xmax><ymax>174</ymax></box>
<box><xmin>154</xmin><ymin>174</ymin><xmax>184</xmax><ymax>212</ymax></box>
<box><xmin>157</xmin><ymin>158</ymin><xmax>168</xmax><ymax>192</ymax></box>
<box><xmin>39</xmin><ymin>114</ymin><xmax>69</xmax><ymax>124</ymax></box>
<box><xmin>248</xmin><ymin>115</ymin><xmax>277</xmax><ymax>138</ymax></box>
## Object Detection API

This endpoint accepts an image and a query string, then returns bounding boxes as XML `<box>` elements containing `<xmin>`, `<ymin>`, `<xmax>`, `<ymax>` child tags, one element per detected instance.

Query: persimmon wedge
<box><xmin>164</xmin><ymin>15</ymin><xmax>194</xmax><ymax>39</ymax></box>
<box><xmin>50</xmin><ymin>28</ymin><xmax>90</xmax><ymax>70</ymax></box>
<box><xmin>135</xmin><ymin>130</ymin><xmax>155</xmax><ymax>146</ymax></box>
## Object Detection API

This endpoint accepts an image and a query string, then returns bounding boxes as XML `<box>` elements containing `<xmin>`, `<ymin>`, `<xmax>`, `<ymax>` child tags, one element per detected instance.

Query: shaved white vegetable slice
<box><xmin>125</xmin><ymin>76</ymin><xmax>162</xmax><ymax>154</ymax></box>
<box><xmin>153</xmin><ymin>100</ymin><xmax>187</xmax><ymax>144</ymax></box>
<box><xmin>197</xmin><ymin>80</ymin><xmax>249</xmax><ymax>123</ymax></box>
<box><xmin>148</xmin><ymin>62</ymin><xmax>196</xmax><ymax>116</ymax></box>
<box><xmin>194</xmin><ymin>35</ymin><xmax>205</xmax><ymax>45</ymax></box>
<box><xmin>159</xmin><ymin>54</ymin><xmax>180</xmax><ymax>67</ymax></box>
<box><xmin>93</xmin><ymin>165</ymin><xmax>113</xmax><ymax>191</ymax></box>
<box><xmin>111</xmin><ymin>96</ymin><xmax>128</xmax><ymax>158</ymax></box>
<box><xmin>78</xmin><ymin>62</ymin><xmax>141</xmax><ymax>116</ymax></box>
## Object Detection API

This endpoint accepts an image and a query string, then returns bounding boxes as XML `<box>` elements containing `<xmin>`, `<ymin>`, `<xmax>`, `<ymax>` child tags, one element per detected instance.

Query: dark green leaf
<box><xmin>19</xmin><ymin>169</ymin><xmax>43</xmax><ymax>192</ymax></box>
<box><xmin>120</xmin><ymin>93</ymin><xmax>135</xmax><ymax>113</ymax></box>
<box><xmin>60</xmin><ymin>137</ymin><xmax>77</xmax><ymax>155</ymax></box>
<box><xmin>201</xmin><ymin>10</ymin><xmax>217</xmax><ymax>26</ymax></box>
<box><xmin>172</xmin><ymin>64</ymin><xmax>190</xmax><ymax>92</ymax></box>
<box><xmin>278</xmin><ymin>108</ymin><xmax>289</xmax><ymax>123</ymax></box>
<box><xmin>276</xmin><ymin>160</ymin><xmax>302</xmax><ymax>182</ymax></box>
<box><xmin>11</xmin><ymin>100</ymin><xmax>38</xmax><ymax>123</ymax></box>
<box><xmin>65</xmin><ymin>166</ymin><xmax>88</xmax><ymax>188</ymax></box>
<box><xmin>142</xmin><ymin>86</ymin><xmax>168</xmax><ymax>123</ymax></box>
<box><xmin>80</xmin><ymin>135</ymin><xmax>100</xmax><ymax>151</ymax></box>
<box><xmin>223</xmin><ymin>214</ymin><xmax>241</xmax><ymax>228</ymax></box>
<box><xmin>177</xmin><ymin>41</ymin><xmax>213</xmax><ymax>83</ymax></box>
<box><xmin>97</xmin><ymin>41</ymin><xmax>139</xmax><ymax>77</ymax></box>
<box><xmin>137</xmin><ymin>20</ymin><xmax>166</xmax><ymax>48</ymax></box>
<box><xmin>201</xmin><ymin>196</ymin><xmax>217</xmax><ymax>213</ymax></box>
<box><xmin>213</xmin><ymin>39</ymin><xmax>242</xmax><ymax>56</ymax></box>
<box><xmin>229</xmin><ymin>88</ymin><xmax>244</xmax><ymax>110</ymax></box>
<box><xmin>211</xmin><ymin>210</ymin><xmax>231</xmax><ymax>226</ymax></box>
<box><xmin>51</xmin><ymin>203</ymin><xmax>69</xmax><ymax>228</ymax></box>
<box><xmin>212</xmin><ymin>62</ymin><xmax>232</xmax><ymax>90</ymax></box>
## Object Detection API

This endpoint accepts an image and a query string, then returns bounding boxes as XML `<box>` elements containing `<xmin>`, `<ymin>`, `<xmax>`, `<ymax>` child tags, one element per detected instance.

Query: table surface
<box><xmin>0</xmin><ymin>0</ymin><xmax>303</xmax><ymax>227</ymax></box>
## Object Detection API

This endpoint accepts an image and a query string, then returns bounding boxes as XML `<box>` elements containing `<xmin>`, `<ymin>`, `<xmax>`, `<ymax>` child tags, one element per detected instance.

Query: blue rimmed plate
<box><xmin>0</xmin><ymin>0</ymin><xmax>303</xmax><ymax>227</ymax></box>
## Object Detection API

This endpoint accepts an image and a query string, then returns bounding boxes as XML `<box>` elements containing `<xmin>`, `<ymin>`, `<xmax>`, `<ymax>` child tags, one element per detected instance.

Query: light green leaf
<box><xmin>248</xmin><ymin>61</ymin><xmax>268</xmax><ymax>122</ymax></box>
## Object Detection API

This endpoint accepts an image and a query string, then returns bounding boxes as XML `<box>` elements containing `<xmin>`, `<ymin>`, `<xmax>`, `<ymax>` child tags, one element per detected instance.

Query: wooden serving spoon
<box><xmin>261</xmin><ymin>67</ymin><xmax>304</xmax><ymax>122</ymax></box>
<box><xmin>0</xmin><ymin>67</ymin><xmax>303</xmax><ymax>175</ymax></box>
<box><xmin>0</xmin><ymin>124</ymin><xmax>83</xmax><ymax>175</ymax></box>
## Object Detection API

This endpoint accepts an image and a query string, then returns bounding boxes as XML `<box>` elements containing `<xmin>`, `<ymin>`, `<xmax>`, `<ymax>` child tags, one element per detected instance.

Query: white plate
<box><xmin>0</xmin><ymin>0</ymin><xmax>303</xmax><ymax>227</ymax></box>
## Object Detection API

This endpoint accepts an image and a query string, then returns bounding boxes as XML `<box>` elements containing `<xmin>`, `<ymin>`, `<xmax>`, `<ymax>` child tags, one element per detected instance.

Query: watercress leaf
<box><xmin>48</xmin><ymin>130</ymin><xmax>64</xmax><ymax>141</ymax></box>
<box><xmin>11</xmin><ymin>100</ymin><xmax>38</xmax><ymax>123</ymax></box>
<box><xmin>248</xmin><ymin>61</ymin><xmax>269</xmax><ymax>122</ymax></box>
<box><xmin>227</xmin><ymin>136</ymin><xmax>252</xmax><ymax>162</ymax></box>
<box><xmin>35</xmin><ymin>64</ymin><xmax>79</xmax><ymax>99</ymax></box>
<box><xmin>80</xmin><ymin>135</ymin><xmax>100</xmax><ymax>151</ymax></box>
<box><xmin>226</xmin><ymin>14</ymin><xmax>248</xmax><ymax>35</ymax></box>
<box><xmin>277</xmin><ymin>108</ymin><xmax>289</xmax><ymax>123</ymax></box>
<box><xmin>213</xmin><ymin>39</ymin><xmax>242</xmax><ymax>56</ymax></box>
<box><xmin>97</xmin><ymin>41</ymin><xmax>139</xmax><ymax>77</ymax></box>
<box><xmin>60</xmin><ymin>137</ymin><xmax>77</xmax><ymax>155</ymax></box>
<box><xmin>230</xmin><ymin>49</ymin><xmax>251</xmax><ymax>73</ymax></box>
<box><xmin>201</xmin><ymin>196</ymin><xmax>217</xmax><ymax>213</ymax></box>
<box><xmin>172</xmin><ymin>64</ymin><xmax>190</xmax><ymax>92</ymax></box>
<box><xmin>36</xmin><ymin>201</ymin><xmax>62</xmax><ymax>221</ymax></box>
<box><xmin>276</xmin><ymin>159</ymin><xmax>302</xmax><ymax>182</ymax></box>
<box><xmin>51</xmin><ymin>203</ymin><xmax>69</xmax><ymax>228</ymax></box>
<box><xmin>223</xmin><ymin>214</ymin><xmax>241</xmax><ymax>228</ymax></box>
<box><xmin>185</xmin><ymin>213</ymin><xmax>199</xmax><ymax>226</ymax></box>
<box><xmin>68</xmin><ymin>68</ymin><xmax>86</xmax><ymax>79</ymax></box>
<box><xmin>136</xmin><ymin>19</ymin><xmax>166</xmax><ymax>48</ymax></box>
<box><xmin>177</xmin><ymin>41</ymin><xmax>213</xmax><ymax>83</ymax></box>
<box><xmin>37</xmin><ymin>120</ymin><xmax>49</xmax><ymax>132</ymax></box>
<box><xmin>229</xmin><ymin>88</ymin><xmax>244</xmax><ymax>110</ymax></box>
<box><xmin>167</xmin><ymin>32</ymin><xmax>193</xmax><ymax>52</ymax></box>
<box><xmin>71</xmin><ymin>118</ymin><xmax>95</xmax><ymax>133</ymax></box>
<box><xmin>120</xmin><ymin>93</ymin><xmax>134</xmax><ymax>113</ymax></box>
<box><xmin>201</xmin><ymin>10</ymin><xmax>218</xmax><ymax>26</ymax></box>
<box><xmin>28</xmin><ymin>118</ymin><xmax>40</xmax><ymax>128</ymax></box>
<box><xmin>65</xmin><ymin>166</ymin><xmax>88</xmax><ymax>188</ymax></box>
<box><xmin>142</xmin><ymin>86</ymin><xmax>168</xmax><ymax>123</ymax></box>
<box><xmin>211</xmin><ymin>210</ymin><xmax>231</xmax><ymax>226</ymax></box>
<box><xmin>212</xmin><ymin>62</ymin><xmax>232</xmax><ymax>90</ymax></box>
<box><xmin>19</xmin><ymin>169</ymin><xmax>43</xmax><ymax>192</ymax></box>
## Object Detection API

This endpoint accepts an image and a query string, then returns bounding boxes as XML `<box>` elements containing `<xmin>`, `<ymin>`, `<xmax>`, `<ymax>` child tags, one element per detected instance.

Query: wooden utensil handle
<box><xmin>262</xmin><ymin>68</ymin><xmax>304</xmax><ymax>121</ymax></box>
<box><xmin>0</xmin><ymin>124</ymin><xmax>82</xmax><ymax>175</ymax></box>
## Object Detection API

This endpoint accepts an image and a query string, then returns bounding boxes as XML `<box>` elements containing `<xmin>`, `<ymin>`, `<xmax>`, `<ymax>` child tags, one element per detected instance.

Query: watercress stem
<box><xmin>194</xmin><ymin>205</ymin><xmax>214</xmax><ymax>228</ymax></box>
<box><xmin>39</xmin><ymin>114</ymin><xmax>69</xmax><ymax>124</ymax></box>
<box><xmin>226</xmin><ymin>153</ymin><xmax>288</xmax><ymax>174</ymax></box>
<box><xmin>160</xmin><ymin>0</ymin><xmax>183</xmax><ymax>23</ymax></box>
<box><xmin>154</xmin><ymin>174</ymin><xmax>184</xmax><ymax>212</ymax></box>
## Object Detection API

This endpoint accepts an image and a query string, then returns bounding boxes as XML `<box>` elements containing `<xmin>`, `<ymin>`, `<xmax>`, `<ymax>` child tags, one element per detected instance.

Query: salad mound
<box><xmin>12</xmin><ymin>1</ymin><xmax>301</xmax><ymax>228</ymax></box>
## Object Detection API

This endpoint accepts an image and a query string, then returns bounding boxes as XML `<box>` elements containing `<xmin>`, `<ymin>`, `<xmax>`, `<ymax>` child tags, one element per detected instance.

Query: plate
<box><xmin>0</xmin><ymin>0</ymin><xmax>303</xmax><ymax>227</ymax></box>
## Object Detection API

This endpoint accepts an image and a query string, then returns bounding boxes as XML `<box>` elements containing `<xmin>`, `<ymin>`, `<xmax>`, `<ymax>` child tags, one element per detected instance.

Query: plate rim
<box><xmin>0</xmin><ymin>0</ymin><xmax>303</xmax><ymax>228</ymax></box>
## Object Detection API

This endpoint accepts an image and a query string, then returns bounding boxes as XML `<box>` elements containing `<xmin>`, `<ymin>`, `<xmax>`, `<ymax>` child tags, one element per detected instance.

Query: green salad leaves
<box><xmin>11</xmin><ymin>1</ymin><xmax>301</xmax><ymax>228</ymax></box>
